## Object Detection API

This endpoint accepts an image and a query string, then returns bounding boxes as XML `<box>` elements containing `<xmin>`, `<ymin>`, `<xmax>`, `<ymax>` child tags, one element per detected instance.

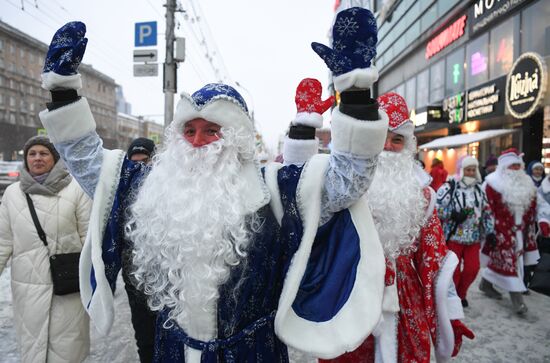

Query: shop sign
<box><xmin>425</xmin><ymin>15</ymin><xmax>467</xmax><ymax>60</ymax></box>
<box><xmin>469</xmin><ymin>0</ymin><xmax>529</xmax><ymax>35</ymax></box>
<box><xmin>506</xmin><ymin>52</ymin><xmax>547</xmax><ymax>119</ymax></box>
<box><xmin>467</xmin><ymin>76</ymin><xmax>506</xmax><ymax>120</ymax></box>
<box><xmin>413</xmin><ymin>106</ymin><xmax>445</xmax><ymax>129</ymax></box>
<box><xmin>443</xmin><ymin>92</ymin><xmax>465</xmax><ymax>124</ymax></box>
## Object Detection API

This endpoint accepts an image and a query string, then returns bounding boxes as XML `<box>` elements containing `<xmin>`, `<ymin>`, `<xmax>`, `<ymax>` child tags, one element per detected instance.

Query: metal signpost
<box><xmin>133</xmin><ymin>22</ymin><xmax>158</xmax><ymax>78</ymax></box>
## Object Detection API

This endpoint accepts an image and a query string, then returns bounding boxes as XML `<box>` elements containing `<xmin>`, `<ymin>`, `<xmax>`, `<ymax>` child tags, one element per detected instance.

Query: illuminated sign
<box><xmin>469</xmin><ymin>0</ymin><xmax>529</xmax><ymax>35</ymax></box>
<box><xmin>452</xmin><ymin>63</ymin><xmax>461</xmax><ymax>84</ymax></box>
<box><xmin>443</xmin><ymin>93</ymin><xmax>465</xmax><ymax>124</ymax></box>
<box><xmin>506</xmin><ymin>52</ymin><xmax>547</xmax><ymax>119</ymax></box>
<box><xmin>425</xmin><ymin>15</ymin><xmax>467</xmax><ymax>60</ymax></box>
<box><xmin>470</xmin><ymin>52</ymin><xmax>487</xmax><ymax>76</ymax></box>
<box><xmin>412</xmin><ymin>106</ymin><xmax>445</xmax><ymax>129</ymax></box>
<box><xmin>466</xmin><ymin>76</ymin><xmax>506</xmax><ymax>120</ymax></box>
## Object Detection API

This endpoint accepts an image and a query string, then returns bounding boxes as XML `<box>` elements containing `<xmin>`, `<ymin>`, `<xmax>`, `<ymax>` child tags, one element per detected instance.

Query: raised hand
<box><xmin>293</xmin><ymin>78</ymin><xmax>335</xmax><ymax>128</ymax></box>
<box><xmin>42</xmin><ymin>21</ymin><xmax>88</xmax><ymax>90</ymax></box>
<box><xmin>311</xmin><ymin>7</ymin><xmax>378</xmax><ymax>92</ymax></box>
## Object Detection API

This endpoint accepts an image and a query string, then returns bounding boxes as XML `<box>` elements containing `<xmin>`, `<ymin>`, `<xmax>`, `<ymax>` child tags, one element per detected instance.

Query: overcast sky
<box><xmin>1</xmin><ymin>0</ymin><xmax>338</xmax><ymax>152</ymax></box>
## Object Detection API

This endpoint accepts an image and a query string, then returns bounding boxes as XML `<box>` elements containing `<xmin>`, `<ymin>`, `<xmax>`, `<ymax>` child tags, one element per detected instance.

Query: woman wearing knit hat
<box><xmin>436</xmin><ymin>156</ymin><xmax>495</xmax><ymax>308</ymax></box>
<box><xmin>0</xmin><ymin>135</ymin><xmax>92</xmax><ymax>362</ymax></box>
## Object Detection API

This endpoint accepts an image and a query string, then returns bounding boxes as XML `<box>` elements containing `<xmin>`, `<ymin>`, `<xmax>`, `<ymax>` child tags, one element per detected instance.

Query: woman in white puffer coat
<box><xmin>0</xmin><ymin>136</ymin><xmax>91</xmax><ymax>363</ymax></box>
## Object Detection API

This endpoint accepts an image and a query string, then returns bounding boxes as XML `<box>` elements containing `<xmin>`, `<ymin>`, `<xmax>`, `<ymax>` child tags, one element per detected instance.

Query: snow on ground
<box><xmin>1</xmin><ymin>269</ymin><xmax>550</xmax><ymax>362</ymax></box>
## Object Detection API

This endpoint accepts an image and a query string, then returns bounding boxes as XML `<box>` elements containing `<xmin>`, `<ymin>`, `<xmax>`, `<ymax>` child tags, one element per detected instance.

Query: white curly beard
<box><xmin>500</xmin><ymin>169</ymin><xmax>536</xmax><ymax>220</ymax></box>
<box><xmin>127</xmin><ymin>126</ymin><xmax>254</xmax><ymax>339</ymax></box>
<box><xmin>366</xmin><ymin>150</ymin><xmax>427</xmax><ymax>259</ymax></box>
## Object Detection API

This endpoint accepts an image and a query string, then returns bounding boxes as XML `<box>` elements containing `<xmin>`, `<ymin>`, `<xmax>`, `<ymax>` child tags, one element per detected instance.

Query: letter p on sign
<box><xmin>135</xmin><ymin>22</ymin><xmax>157</xmax><ymax>47</ymax></box>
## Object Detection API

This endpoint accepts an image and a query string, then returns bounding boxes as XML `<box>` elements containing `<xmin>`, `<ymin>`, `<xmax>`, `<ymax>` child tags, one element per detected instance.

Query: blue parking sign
<box><xmin>135</xmin><ymin>22</ymin><xmax>157</xmax><ymax>47</ymax></box>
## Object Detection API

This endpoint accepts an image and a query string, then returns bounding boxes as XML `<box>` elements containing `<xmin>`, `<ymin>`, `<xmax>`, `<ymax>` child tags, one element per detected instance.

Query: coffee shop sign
<box><xmin>506</xmin><ymin>52</ymin><xmax>547</xmax><ymax>119</ymax></box>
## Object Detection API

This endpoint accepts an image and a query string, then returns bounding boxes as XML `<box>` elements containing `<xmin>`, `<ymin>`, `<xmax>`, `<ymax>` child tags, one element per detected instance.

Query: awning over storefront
<box><xmin>419</xmin><ymin>129</ymin><xmax>517</xmax><ymax>150</ymax></box>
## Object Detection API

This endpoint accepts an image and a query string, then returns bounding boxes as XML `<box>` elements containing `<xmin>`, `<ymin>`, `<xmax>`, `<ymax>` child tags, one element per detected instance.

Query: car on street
<box><xmin>0</xmin><ymin>161</ymin><xmax>23</xmax><ymax>199</ymax></box>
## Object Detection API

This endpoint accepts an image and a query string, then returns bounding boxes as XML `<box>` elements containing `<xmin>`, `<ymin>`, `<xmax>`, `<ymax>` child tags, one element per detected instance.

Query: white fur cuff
<box><xmin>39</xmin><ymin>97</ymin><xmax>96</xmax><ymax>144</ymax></box>
<box><xmin>283</xmin><ymin>137</ymin><xmax>318</xmax><ymax>166</ymax></box>
<box><xmin>41</xmin><ymin>72</ymin><xmax>82</xmax><ymax>91</ymax></box>
<box><xmin>293</xmin><ymin>112</ymin><xmax>323</xmax><ymax>128</ymax></box>
<box><xmin>333</xmin><ymin>67</ymin><xmax>379</xmax><ymax>92</ymax></box>
<box><xmin>330</xmin><ymin>107</ymin><xmax>388</xmax><ymax>157</ymax></box>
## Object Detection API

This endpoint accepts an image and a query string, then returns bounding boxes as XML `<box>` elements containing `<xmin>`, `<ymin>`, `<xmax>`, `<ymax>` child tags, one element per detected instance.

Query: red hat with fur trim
<box><xmin>377</xmin><ymin>92</ymin><xmax>414</xmax><ymax>138</ymax></box>
<box><xmin>292</xmin><ymin>78</ymin><xmax>334</xmax><ymax>128</ymax></box>
<box><xmin>498</xmin><ymin>148</ymin><xmax>524</xmax><ymax>169</ymax></box>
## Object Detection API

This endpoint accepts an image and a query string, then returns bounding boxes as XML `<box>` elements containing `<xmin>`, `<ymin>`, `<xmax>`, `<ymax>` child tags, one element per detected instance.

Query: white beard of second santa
<box><xmin>128</xmin><ymin>127</ymin><xmax>253</xmax><ymax>342</ymax></box>
<box><xmin>366</xmin><ymin>150</ymin><xmax>427</xmax><ymax>259</ymax></box>
<box><xmin>500</xmin><ymin>169</ymin><xmax>536</xmax><ymax>220</ymax></box>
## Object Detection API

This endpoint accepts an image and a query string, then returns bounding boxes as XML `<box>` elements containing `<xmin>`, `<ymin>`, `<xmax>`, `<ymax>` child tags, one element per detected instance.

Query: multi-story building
<box><xmin>0</xmin><ymin>20</ymin><xmax>117</xmax><ymax>159</ymax></box>
<box><xmin>373</xmin><ymin>0</ymin><xmax>550</xmax><ymax>174</ymax></box>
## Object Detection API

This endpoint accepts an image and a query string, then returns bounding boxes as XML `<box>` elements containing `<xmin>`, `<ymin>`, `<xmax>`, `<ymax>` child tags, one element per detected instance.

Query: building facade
<box><xmin>0</xmin><ymin>20</ymin><xmax>118</xmax><ymax>160</ymax></box>
<box><xmin>373</xmin><ymin>0</ymin><xmax>550</xmax><ymax>174</ymax></box>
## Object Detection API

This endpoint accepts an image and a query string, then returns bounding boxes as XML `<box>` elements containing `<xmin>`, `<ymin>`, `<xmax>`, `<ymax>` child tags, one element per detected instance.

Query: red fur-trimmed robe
<box><xmin>481</xmin><ymin>183</ymin><xmax>539</xmax><ymax>291</ymax></box>
<box><xmin>320</xmin><ymin>188</ymin><xmax>461</xmax><ymax>363</ymax></box>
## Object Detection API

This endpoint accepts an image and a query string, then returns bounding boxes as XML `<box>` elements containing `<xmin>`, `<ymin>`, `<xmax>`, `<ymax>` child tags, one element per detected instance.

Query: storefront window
<box><xmin>406</xmin><ymin>77</ymin><xmax>416</xmax><ymax>109</ymax></box>
<box><xmin>417</xmin><ymin>69</ymin><xmax>429</xmax><ymax>107</ymax></box>
<box><xmin>445</xmin><ymin>47</ymin><xmax>464</xmax><ymax>96</ymax></box>
<box><xmin>521</xmin><ymin>0</ymin><xmax>550</xmax><ymax>56</ymax></box>
<box><xmin>430</xmin><ymin>59</ymin><xmax>445</xmax><ymax>103</ymax></box>
<box><xmin>466</xmin><ymin>32</ymin><xmax>489</xmax><ymax>88</ymax></box>
<box><xmin>395</xmin><ymin>83</ymin><xmax>405</xmax><ymax>99</ymax></box>
<box><xmin>490</xmin><ymin>17</ymin><xmax>514</xmax><ymax>79</ymax></box>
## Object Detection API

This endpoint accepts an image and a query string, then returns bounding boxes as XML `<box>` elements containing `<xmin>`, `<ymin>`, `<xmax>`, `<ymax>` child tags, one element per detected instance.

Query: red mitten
<box><xmin>293</xmin><ymin>78</ymin><xmax>335</xmax><ymax>128</ymax></box>
<box><xmin>451</xmin><ymin>320</ymin><xmax>475</xmax><ymax>357</ymax></box>
<box><xmin>539</xmin><ymin>221</ymin><xmax>550</xmax><ymax>237</ymax></box>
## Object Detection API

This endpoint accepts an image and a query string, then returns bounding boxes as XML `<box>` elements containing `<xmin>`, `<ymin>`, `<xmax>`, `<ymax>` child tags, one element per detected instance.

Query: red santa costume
<box><xmin>480</xmin><ymin>149</ymin><xmax>539</xmax><ymax>313</ymax></box>
<box><xmin>321</xmin><ymin>93</ymin><xmax>472</xmax><ymax>363</ymax></box>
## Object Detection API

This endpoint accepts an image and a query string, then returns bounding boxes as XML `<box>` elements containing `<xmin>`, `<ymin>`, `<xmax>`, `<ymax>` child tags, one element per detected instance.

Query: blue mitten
<box><xmin>311</xmin><ymin>7</ymin><xmax>378</xmax><ymax>92</ymax></box>
<box><xmin>42</xmin><ymin>21</ymin><xmax>88</xmax><ymax>90</ymax></box>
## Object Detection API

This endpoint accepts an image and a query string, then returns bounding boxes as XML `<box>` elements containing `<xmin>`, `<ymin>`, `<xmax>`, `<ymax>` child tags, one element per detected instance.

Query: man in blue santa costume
<box><xmin>38</xmin><ymin>8</ymin><xmax>390</xmax><ymax>363</ymax></box>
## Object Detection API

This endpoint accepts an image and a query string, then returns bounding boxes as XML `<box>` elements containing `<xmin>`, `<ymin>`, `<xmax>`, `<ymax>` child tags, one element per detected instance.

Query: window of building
<box><xmin>417</xmin><ymin>68</ymin><xmax>430</xmax><ymax>108</ymax></box>
<box><xmin>0</xmin><ymin>59</ymin><xmax>3</xmax><ymax>68</ymax></box>
<box><xmin>430</xmin><ymin>59</ymin><xmax>445</xmax><ymax>103</ymax></box>
<box><xmin>0</xmin><ymin>39</ymin><xmax>3</xmax><ymax>50</ymax></box>
<box><xmin>9</xmin><ymin>44</ymin><xmax>15</xmax><ymax>54</ymax></box>
<box><xmin>29</xmin><ymin>102</ymin><xmax>35</xmax><ymax>112</ymax></box>
<box><xmin>10</xmin><ymin>112</ymin><xmax>16</xmax><ymax>123</ymax></box>
<box><xmin>20</xmin><ymin>99</ymin><xmax>26</xmax><ymax>112</ymax></box>
<box><xmin>395</xmin><ymin>84</ymin><xmax>405</xmax><ymax>99</ymax></box>
<box><xmin>29</xmin><ymin>52</ymin><xmax>34</xmax><ymax>63</ymax></box>
<box><xmin>466</xmin><ymin>32</ymin><xmax>489</xmax><ymax>88</ymax></box>
<box><xmin>20</xmin><ymin>48</ymin><xmax>25</xmax><ymax>59</ymax></box>
<box><xmin>521</xmin><ymin>0</ymin><xmax>550</xmax><ymax>56</ymax></box>
<box><xmin>445</xmin><ymin>46</ymin><xmax>465</xmax><ymax>96</ymax></box>
<box><xmin>490</xmin><ymin>17</ymin><xmax>515</xmax><ymax>79</ymax></box>
<box><xmin>405</xmin><ymin>77</ymin><xmax>416</xmax><ymax>109</ymax></box>
<box><xmin>0</xmin><ymin>94</ymin><xmax>3</xmax><ymax>105</ymax></box>
<box><xmin>9</xmin><ymin>96</ymin><xmax>16</xmax><ymax>107</ymax></box>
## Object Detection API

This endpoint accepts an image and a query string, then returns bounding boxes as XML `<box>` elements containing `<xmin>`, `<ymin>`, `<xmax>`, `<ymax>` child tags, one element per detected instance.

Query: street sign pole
<box><xmin>164</xmin><ymin>0</ymin><xmax>177</xmax><ymax>128</ymax></box>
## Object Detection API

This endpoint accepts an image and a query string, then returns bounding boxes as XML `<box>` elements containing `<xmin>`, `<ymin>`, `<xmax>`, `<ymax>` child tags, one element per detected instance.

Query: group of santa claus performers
<box><xmin>35</xmin><ymin>5</ymin><xmax>546</xmax><ymax>363</ymax></box>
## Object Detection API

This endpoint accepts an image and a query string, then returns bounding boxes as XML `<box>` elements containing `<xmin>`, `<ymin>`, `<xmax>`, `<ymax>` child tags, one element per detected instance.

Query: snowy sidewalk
<box><xmin>1</xmin><ymin>269</ymin><xmax>549</xmax><ymax>362</ymax></box>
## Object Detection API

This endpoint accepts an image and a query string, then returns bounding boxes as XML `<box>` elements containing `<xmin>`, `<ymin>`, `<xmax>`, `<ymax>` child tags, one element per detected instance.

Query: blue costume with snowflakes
<box><xmin>39</xmin><ymin>8</ymin><xmax>389</xmax><ymax>362</ymax></box>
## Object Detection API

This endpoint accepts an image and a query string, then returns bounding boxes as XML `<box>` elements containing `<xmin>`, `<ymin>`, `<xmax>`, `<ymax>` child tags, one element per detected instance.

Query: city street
<box><xmin>1</xmin><ymin>268</ymin><xmax>549</xmax><ymax>362</ymax></box>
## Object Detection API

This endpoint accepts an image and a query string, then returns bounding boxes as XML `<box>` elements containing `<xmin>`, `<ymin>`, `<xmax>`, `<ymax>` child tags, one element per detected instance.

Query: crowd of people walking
<box><xmin>0</xmin><ymin>6</ymin><xmax>549</xmax><ymax>363</ymax></box>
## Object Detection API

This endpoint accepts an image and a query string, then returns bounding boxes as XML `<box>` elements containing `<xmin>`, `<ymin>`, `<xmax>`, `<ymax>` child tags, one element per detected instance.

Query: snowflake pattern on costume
<box><xmin>311</xmin><ymin>7</ymin><xmax>377</xmax><ymax>76</ymax></box>
<box><xmin>378</xmin><ymin>92</ymin><xmax>412</xmax><ymax>130</ymax></box>
<box><xmin>294</xmin><ymin>78</ymin><xmax>334</xmax><ymax>116</ymax></box>
<box><xmin>190</xmin><ymin>83</ymin><xmax>249</xmax><ymax>113</ymax></box>
<box><xmin>43</xmin><ymin>21</ymin><xmax>87</xmax><ymax>75</ymax></box>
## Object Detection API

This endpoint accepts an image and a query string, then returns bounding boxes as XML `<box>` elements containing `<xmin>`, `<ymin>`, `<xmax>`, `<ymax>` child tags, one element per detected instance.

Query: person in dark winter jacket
<box><xmin>127</xmin><ymin>137</ymin><xmax>156</xmax><ymax>165</ymax></box>
<box><xmin>481</xmin><ymin>155</ymin><xmax>498</xmax><ymax>181</ymax></box>
<box><xmin>527</xmin><ymin>160</ymin><xmax>545</xmax><ymax>187</ymax></box>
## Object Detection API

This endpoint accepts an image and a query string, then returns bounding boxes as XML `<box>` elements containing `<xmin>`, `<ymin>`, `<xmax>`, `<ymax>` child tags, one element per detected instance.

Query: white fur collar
<box><xmin>541</xmin><ymin>176</ymin><xmax>550</xmax><ymax>194</ymax></box>
<box><xmin>484</xmin><ymin>171</ymin><xmax>503</xmax><ymax>193</ymax></box>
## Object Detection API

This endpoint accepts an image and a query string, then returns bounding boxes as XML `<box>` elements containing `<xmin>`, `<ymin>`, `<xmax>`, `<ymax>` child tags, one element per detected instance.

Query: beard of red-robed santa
<box><xmin>366</xmin><ymin>150</ymin><xmax>427</xmax><ymax>259</ymax></box>
<box><xmin>127</xmin><ymin>125</ymin><xmax>256</xmax><ymax>334</ymax></box>
<box><xmin>500</xmin><ymin>168</ymin><xmax>536</xmax><ymax>218</ymax></box>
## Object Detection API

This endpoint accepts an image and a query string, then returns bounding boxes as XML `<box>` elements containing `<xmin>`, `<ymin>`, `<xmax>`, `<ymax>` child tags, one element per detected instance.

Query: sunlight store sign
<box><xmin>425</xmin><ymin>15</ymin><xmax>467</xmax><ymax>60</ymax></box>
<box><xmin>506</xmin><ymin>52</ymin><xmax>547</xmax><ymax>119</ymax></box>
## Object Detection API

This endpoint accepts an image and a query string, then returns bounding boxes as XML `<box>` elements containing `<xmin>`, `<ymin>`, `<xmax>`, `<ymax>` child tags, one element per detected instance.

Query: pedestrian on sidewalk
<box><xmin>0</xmin><ymin>136</ymin><xmax>92</xmax><ymax>363</ymax></box>
<box><xmin>127</xmin><ymin>137</ymin><xmax>156</xmax><ymax>165</ymax></box>
<box><xmin>39</xmin><ymin>12</ymin><xmax>389</xmax><ymax>362</ymax></box>
<box><xmin>322</xmin><ymin>92</ymin><xmax>473</xmax><ymax>363</ymax></box>
<box><xmin>436</xmin><ymin>156</ymin><xmax>495</xmax><ymax>308</ymax></box>
<box><xmin>480</xmin><ymin>148</ymin><xmax>539</xmax><ymax>315</ymax></box>
<box><xmin>430</xmin><ymin>157</ymin><xmax>448</xmax><ymax>191</ymax></box>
